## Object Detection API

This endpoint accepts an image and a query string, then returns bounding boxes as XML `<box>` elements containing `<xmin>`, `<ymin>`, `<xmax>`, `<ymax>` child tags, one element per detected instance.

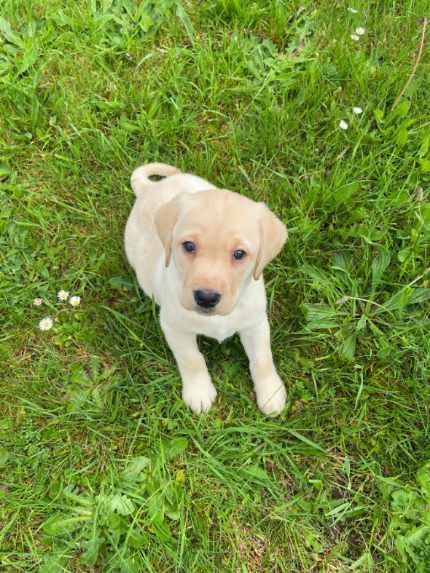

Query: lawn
<box><xmin>1</xmin><ymin>1</ymin><xmax>430</xmax><ymax>571</ymax></box>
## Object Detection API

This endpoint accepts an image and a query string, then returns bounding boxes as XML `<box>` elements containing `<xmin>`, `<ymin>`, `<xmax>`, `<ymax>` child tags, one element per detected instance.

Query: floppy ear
<box><xmin>254</xmin><ymin>205</ymin><xmax>288</xmax><ymax>280</ymax></box>
<box><xmin>154</xmin><ymin>196</ymin><xmax>182</xmax><ymax>267</ymax></box>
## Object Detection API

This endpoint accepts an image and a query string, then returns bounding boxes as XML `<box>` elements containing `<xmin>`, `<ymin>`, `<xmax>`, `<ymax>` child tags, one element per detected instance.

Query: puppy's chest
<box><xmin>196</xmin><ymin>318</ymin><xmax>238</xmax><ymax>343</ymax></box>
<box><xmin>185</xmin><ymin>306</ymin><xmax>260</xmax><ymax>342</ymax></box>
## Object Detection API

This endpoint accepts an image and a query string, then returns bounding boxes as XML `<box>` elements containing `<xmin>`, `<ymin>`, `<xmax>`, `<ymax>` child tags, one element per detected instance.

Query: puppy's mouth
<box><xmin>193</xmin><ymin>304</ymin><xmax>234</xmax><ymax>317</ymax></box>
<box><xmin>194</xmin><ymin>306</ymin><xmax>216</xmax><ymax>316</ymax></box>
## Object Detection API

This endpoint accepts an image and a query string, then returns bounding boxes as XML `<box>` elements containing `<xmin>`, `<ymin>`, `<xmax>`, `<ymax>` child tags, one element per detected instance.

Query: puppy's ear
<box><xmin>155</xmin><ymin>196</ymin><xmax>182</xmax><ymax>267</ymax></box>
<box><xmin>254</xmin><ymin>205</ymin><xmax>288</xmax><ymax>280</ymax></box>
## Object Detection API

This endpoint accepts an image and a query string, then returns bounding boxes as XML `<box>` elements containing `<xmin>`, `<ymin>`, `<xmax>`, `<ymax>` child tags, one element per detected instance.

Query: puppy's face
<box><xmin>155</xmin><ymin>189</ymin><xmax>287</xmax><ymax>316</ymax></box>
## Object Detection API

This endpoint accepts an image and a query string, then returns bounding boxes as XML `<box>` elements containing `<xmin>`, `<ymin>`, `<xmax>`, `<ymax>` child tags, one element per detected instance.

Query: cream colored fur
<box><xmin>124</xmin><ymin>163</ymin><xmax>287</xmax><ymax>415</ymax></box>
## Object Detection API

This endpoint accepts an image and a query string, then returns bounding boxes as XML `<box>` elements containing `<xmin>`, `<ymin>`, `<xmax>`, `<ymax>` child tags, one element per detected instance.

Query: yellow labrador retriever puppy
<box><xmin>124</xmin><ymin>163</ymin><xmax>287</xmax><ymax>415</ymax></box>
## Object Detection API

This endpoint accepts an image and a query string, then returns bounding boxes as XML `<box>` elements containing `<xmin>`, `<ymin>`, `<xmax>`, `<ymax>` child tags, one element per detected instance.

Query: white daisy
<box><xmin>39</xmin><ymin>317</ymin><xmax>53</xmax><ymax>331</ymax></box>
<box><xmin>69</xmin><ymin>296</ymin><xmax>81</xmax><ymax>307</ymax></box>
<box><xmin>350</xmin><ymin>34</ymin><xmax>360</xmax><ymax>41</ymax></box>
<box><xmin>57</xmin><ymin>289</ymin><xmax>69</xmax><ymax>301</ymax></box>
<box><xmin>348</xmin><ymin>7</ymin><xmax>358</xmax><ymax>13</ymax></box>
<box><xmin>353</xmin><ymin>106</ymin><xmax>363</xmax><ymax>115</ymax></box>
<box><xmin>33</xmin><ymin>298</ymin><xmax>43</xmax><ymax>306</ymax></box>
<box><xmin>339</xmin><ymin>120</ymin><xmax>349</xmax><ymax>130</ymax></box>
<box><xmin>356</xmin><ymin>27</ymin><xmax>366</xmax><ymax>35</ymax></box>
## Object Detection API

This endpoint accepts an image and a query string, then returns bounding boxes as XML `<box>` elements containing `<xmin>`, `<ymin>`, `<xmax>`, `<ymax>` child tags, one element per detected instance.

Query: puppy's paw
<box><xmin>182</xmin><ymin>380</ymin><xmax>217</xmax><ymax>414</ymax></box>
<box><xmin>255</xmin><ymin>375</ymin><xmax>287</xmax><ymax>417</ymax></box>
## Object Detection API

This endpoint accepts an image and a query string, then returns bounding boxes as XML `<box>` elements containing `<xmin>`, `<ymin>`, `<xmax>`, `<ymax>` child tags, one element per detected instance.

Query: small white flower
<box><xmin>353</xmin><ymin>106</ymin><xmax>363</xmax><ymax>115</ymax></box>
<box><xmin>350</xmin><ymin>34</ymin><xmax>360</xmax><ymax>41</ymax></box>
<box><xmin>348</xmin><ymin>7</ymin><xmax>358</xmax><ymax>13</ymax></box>
<box><xmin>355</xmin><ymin>27</ymin><xmax>366</xmax><ymax>35</ymax></box>
<box><xmin>33</xmin><ymin>298</ymin><xmax>43</xmax><ymax>306</ymax></box>
<box><xmin>69</xmin><ymin>296</ymin><xmax>81</xmax><ymax>307</ymax></box>
<box><xmin>57</xmin><ymin>289</ymin><xmax>69</xmax><ymax>301</ymax></box>
<box><xmin>339</xmin><ymin>120</ymin><xmax>349</xmax><ymax>130</ymax></box>
<box><xmin>39</xmin><ymin>317</ymin><xmax>53</xmax><ymax>331</ymax></box>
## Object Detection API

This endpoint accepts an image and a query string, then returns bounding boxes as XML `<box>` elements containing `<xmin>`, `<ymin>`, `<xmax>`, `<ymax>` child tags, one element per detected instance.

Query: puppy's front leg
<box><xmin>161</xmin><ymin>321</ymin><xmax>217</xmax><ymax>414</ymax></box>
<box><xmin>239</xmin><ymin>317</ymin><xmax>286</xmax><ymax>416</ymax></box>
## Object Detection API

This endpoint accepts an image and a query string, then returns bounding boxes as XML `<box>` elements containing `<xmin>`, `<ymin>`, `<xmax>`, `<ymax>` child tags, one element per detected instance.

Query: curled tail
<box><xmin>130</xmin><ymin>163</ymin><xmax>181</xmax><ymax>196</ymax></box>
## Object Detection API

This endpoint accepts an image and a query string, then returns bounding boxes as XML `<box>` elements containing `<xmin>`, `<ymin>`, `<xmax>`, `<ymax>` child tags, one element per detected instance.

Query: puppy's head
<box><xmin>155</xmin><ymin>189</ymin><xmax>287</xmax><ymax>316</ymax></box>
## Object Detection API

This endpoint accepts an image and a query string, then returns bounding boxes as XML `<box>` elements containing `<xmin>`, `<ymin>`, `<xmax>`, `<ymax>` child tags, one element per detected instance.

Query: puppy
<box><xmin>124</xmin><ymin>163</ymin><xmax>287</xmax><ymax>415</ymax></box>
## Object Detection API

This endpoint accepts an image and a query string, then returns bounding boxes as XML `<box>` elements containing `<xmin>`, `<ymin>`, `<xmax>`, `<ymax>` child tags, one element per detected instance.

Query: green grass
<box><xmin>1</xmin><ymin>0</ymin><xmax>430</xmax><ymax>571</ymax></box>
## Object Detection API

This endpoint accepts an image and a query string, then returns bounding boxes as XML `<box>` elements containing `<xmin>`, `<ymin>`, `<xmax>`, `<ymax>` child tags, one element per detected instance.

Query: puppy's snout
<box><xmin>193</xmin><ymin>289</ymin><xmax>221</xmax><ymax>309</ymax></box>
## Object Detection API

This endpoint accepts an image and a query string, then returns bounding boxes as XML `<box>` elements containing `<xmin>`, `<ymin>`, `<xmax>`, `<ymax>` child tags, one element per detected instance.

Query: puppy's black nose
<box><xmin>194</xmin><ymin>289</ymin><xmax>221</xmax><ymax>309</ymax></box>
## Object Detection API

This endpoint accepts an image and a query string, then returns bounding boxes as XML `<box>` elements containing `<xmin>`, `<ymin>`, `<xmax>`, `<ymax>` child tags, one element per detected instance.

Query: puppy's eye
<box><xmin>182</xmin><ymin>241</ymin><xmax>196</xmax><ymax>254</ymax></box>
<box><xmin>233</xmin><ymin>249</ymin><xmax>246</xmax><ymax>260</ymax></box>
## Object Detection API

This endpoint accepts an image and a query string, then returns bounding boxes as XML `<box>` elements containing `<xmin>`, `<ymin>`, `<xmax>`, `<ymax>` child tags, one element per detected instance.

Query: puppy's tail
<box><xmin>130</xmin><ymin>163</ymin><xmax>181</xmax><ymax>196</ymax></box>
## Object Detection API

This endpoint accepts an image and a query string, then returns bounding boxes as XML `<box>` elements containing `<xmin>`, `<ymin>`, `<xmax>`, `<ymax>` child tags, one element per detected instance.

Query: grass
<box><xmin>1</xmin><ymin>0</ymin><xmax>430</xmax><ymax>571</ymax></box>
